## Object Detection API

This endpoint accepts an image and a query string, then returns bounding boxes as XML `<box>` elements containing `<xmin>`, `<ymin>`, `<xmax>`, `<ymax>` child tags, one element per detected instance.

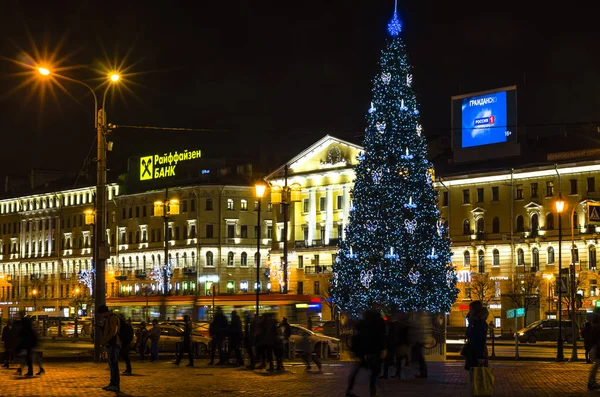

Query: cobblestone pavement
<box><xmin>0</xmin><ymin>359</ymin><xmax>596</xmax><ymax>397</ymax></box>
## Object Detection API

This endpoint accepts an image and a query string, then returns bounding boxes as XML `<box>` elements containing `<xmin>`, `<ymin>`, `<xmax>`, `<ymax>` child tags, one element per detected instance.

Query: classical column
<box><xmin>308</xmin><ymin>188</ymin><xmax>317</xmax><ymax>246</ymax></box>
<box><xmin>342</xmin><ymin>184</ymin><xmax>350</xmax><ymax>239</ymax></box>
<box><xmin>325</xmin><ymin>187</ymin><xmax>333</xmax><ymax>245</ymax></box>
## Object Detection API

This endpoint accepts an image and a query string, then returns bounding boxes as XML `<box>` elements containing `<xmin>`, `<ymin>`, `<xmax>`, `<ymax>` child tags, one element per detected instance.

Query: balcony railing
<box><xmin>183</xmin><ymin>267</ymin><xmax>197</xmax><ymax>276</ymax></box>
<box><xmin>304</xmin><ymin>265</ymin><xmax>333</xmax><ymax>275</ymax></box>
<box><xmin>135</xmin><ymin>270</ymin><xmax>147</xmax><ymax>280</ymax></box>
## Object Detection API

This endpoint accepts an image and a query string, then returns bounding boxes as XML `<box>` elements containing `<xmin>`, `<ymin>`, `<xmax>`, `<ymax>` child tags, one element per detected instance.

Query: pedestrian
<box><xmin>583</xmin><ymin>318</ymin><xmax>594</xmax><ymax>364</ymax></box>
<box><xmin>208</xmin><ymin>307</ymin><xmax>228</xmax><ymax>365</ymax></box>
<box><xmin>2</xmin><ymin>319</ymin><xmax>16</xmax><ymax>368</ymax></box>
<box><xmin>300</xmin><ymin>329</ymin><xmax>322</xmax><ymax>373</ymax></box>
<box><xmin>228</xmin><ymin>311</ymin><xmax>244</xmax><ymax>366</ymax></box>
<box><xmin>119</xmin><ymin>316</ymin><xmax>133</xmax><ymax>375</ymax></box>
<box><xmin>346</xmin><ymin>309</ymin><xmax>386</xmax><ymax>397</ymax></box>
<box><xmin>245</xmin><ymin>313</ymin><xmax>258</xmax><ymax>369</ymax></box>
<box><xmin>174</xmin><ymin>315</ymin><xmax>194</xmax><ymax>367</ymax></box>
<box><xmin>409</xmin><ymin>312</ymin><xmax>428</xmax><ymax>379</ymax></box>
<box><xmin>135</xmin><ymin>322</ymin><xmax>149</xmax><ymax>361</ymax></box>
<box><xmin>280</xmin><ymin>317</ymin><xmax>292</xmax><ymax>359</ymax></box>
<box><xmin>274</xmin><ymin>317</ymin><xmax>285</xmax><ymax>371</ymax></box>
<box><xmin>256</xmin><ymin>313</ymin><xmax>276</xmax><ymax>371</ymax></box>
<box><xmin>14</xmin><ymin>317</ymin><xmax>41</xmax><ymax>377</ymax></box>
<box><xmin>149</xmin><ymin>319</ymin><xmax>161</xmax><ymax>362</ymax></box>
<box><xmin>97</xmin><ymin>304</ymin><xmax>121</xmax><ymax>392</ymax></box>
<box><xmin>393</xmin><ymin>312</ymin><xmax>411</xmax><ymax>378</ymax></box>
<box><xmin>464</xmin><ymin>300</ymin><xmax>488</xmax><ymax>374</ymax></box>
<box><xmin>380</xmin><ymin>313</ymin><xmax>398</xmax><ymax>379</ymax></box>
<box><xmin>587</xmin><ymin>312</ymin><xmax>600</xmax><ymax>390</ymax></box>
<box><xmin>307</xmin><ymin>316</ymin><xmax>313</xmax><ymax>332</ymax></box>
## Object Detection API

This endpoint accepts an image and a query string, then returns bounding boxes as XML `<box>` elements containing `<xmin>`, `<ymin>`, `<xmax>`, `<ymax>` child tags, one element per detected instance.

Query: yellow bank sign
<box><xmin>140</xmin><ymin>149</ymin><xmax>202</xmax><ymax>181</ymax></box>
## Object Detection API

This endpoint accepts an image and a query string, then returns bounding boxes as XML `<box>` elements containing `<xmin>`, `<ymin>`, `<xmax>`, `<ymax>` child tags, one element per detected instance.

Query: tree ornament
<box><xmin>368</xmin><ymin>102</ymin><xmax>376</xmax><ymax>114</ymax></box>
<box><xmin>372</xmin><ymin>170</ymin><xmax>382</xmax><ymax>184</ymax></box>
<box><xmin>436</xmin><ymin>220</ymin><xmax>444</xmax><ymax>236</ymax></box>
<box><xmin>427</xmin><ymin>247</ymin><xmax>439</xmax><ymax>260</ymax></box>
<box><xmin>366</xmin><ymin>220</ymin><xmax>378</xmax><ymax>232</ymax></box>
<box><xmin>400</xmin><ymin>99</ymin><xmax>407</xmax><ymax>110</ymax></box>
<box><xmin>384</xmin><ymin>247</ymin><xmax>398</xmax><ymax>260</ymax></box>
<box><xmin>78</xmin><ymin>268</ymin><xmax>95</xmax><ymax>295</ymax></box>
<box><xmin>381</xmin><ymin>72</ymin><xmax>392</xmax><ymax>85</ymax></box>
<box><xmin>408</xmin><ymin>267</ymin><xmax>420</xmax><ymax>284</ymax></box>
<box><xmin>401</xmin><ymin>148</ymin><xmax>413</xmax><ymax>160</ymax></box>
<box><xmin>360</xmin><ymin>269</ymin><xmax>374</xmax><ymax>289</ymax></box>
<box><xmin>416</xmin><ymin>124</ymin><xmax>423</xmax><ymax>136</ymax></box>
<box><xmin>406</xmin><ymin>74</ymin><xmax>413</xmax><ymax>87</ymax></box>
<box><xmin>376</xmin><ymin>122</ymin><xmax>386</xmax><ymax>133</ymax></box>
<box><xmin>403</xmin><ymin>196</ymin><xmax>417</xmax><ymax>209</ymax></box>
<box><xmin>404</xmin><ymin>219</ymin><xmax>417</xmax><ymax>234</ymax></box>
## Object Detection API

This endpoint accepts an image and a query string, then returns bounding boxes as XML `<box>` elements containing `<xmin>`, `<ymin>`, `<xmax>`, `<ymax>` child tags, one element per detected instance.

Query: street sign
<box><xmin>516</xmin><ymin>308</ymin><xmax>525</xmax><ymax>318</ymax></box>
<box><xmin>588</xmin><ymin>202</ymin><xmax>600</xmax><ymax>224</ymax></box>
<box><xmin>506</xmin><ymin>309</ymin><xmax>515</xmax><ymax>318</ymax></box>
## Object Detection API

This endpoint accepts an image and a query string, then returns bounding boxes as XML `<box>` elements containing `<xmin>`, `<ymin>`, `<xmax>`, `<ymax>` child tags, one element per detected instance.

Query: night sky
<box><xmin>1</xmin><ymin>1</ymin><xmax>599</xmax><ymax>179</ymax></box>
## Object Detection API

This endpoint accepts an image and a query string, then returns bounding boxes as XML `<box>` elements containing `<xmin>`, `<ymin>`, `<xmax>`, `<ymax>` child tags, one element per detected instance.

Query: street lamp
<box><xmin>555</xmin><ymin>194</ymin><xmax>565</xmax><ymax>362</ymax></box>
<box><xmin>32</xmin><ymin>289</ymin><xmax>38</xmax><ymax>311</ymax></box>
<box><xmin>153</xmin><ymin>189</ymin><xmax>179</xmax><ymax>320</ymax></box>
<box><xmin>37</xmin><ymin>66</ymin><xmax>121</xmax><ymax>362</ymax></box>
<box><xmin>255</xmin><ymin>182</ymin><xmax>267</xmax><ymax>316</ymax></box>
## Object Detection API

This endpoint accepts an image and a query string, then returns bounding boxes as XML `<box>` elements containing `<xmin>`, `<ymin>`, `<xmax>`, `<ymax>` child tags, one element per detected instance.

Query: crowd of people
<box><xmin>1</xmin><ymin>316</ymin><xmax>45</xmax><ymax>377</ymax></box>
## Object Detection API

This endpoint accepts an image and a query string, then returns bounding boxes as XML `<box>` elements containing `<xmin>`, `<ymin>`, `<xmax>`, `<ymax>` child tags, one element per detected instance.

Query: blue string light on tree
<box><xmin>381</xmin><ymin>72</ymin><xmax>391</xmax><ymax>85</ymax></box>
<box><xmin>376</xmin><ymin>122</ymin><xmax>386</xmax><ymax>134</ymax></box>
<box><xmin>384</xmin><ymin>247</ymin><xmax>398</xmax><ymax>260</ymax></box>
<box><xmin>403</xmin><ymin>196</ymin><xmax>417</xmax><ymax>209</ymax></box>
<box><xmin>366</xmin><ymin>220</ymin><xmax>378</xmax><ymax>232</ymax></box>
<box><xmin>78</xmin><ymin>269</ymin><xmax>95</xmax><ymax>295</ymax></box>
<box><xmin>387</xmin><ymin>0</ymin><xmax>402</xmax><ymax>36</ymax></box>
<box><xmin>368</xmin><ymin>102</ymin><xmax>376</xmax><ymax>114</ymax></box>
<box><xmin>400</xmin><ymin>148</ymin><xmax>413</xmax><ymax>160</ymax></box>
<box><xmin>406</xmin><ymin>74</ymin><xmax>413</xmax><ymax>87</ymax></box>
<box><xmin>408</xmin><ymin>267</ymin><xmax>420</xmax><ymax>284</ymax></box>
<box><xmin>404</xmin><ymin>219</ymin><xmax>417</xmax><ymax>234</ymax></box>
<box><xmin>372</xmin><ymin>170</ymin><xmax>382</xmax><ymax>185</ymax></box>
<box><xmin>360</xmin><ymin>269</ymin><xmax>374</xmax><ymax>289</ymax></box>
<box><xmin>149</xmin><ymin>263</ymin><xmax>173</xmax><ymax>293</ymax></box>
<box><xmin>427</xmin><ymin>248</ymin><xmax>439</xmax><ymax>260</ymax></box>
<box><xmin>416</xmin><ymin>124</ymin><xmax>423</xmax><ymax>137</ymax></box>
<box><xmin>436</xmin><ymin>220</ymin><xmax>444</xmax><ymax>237</ymax></box>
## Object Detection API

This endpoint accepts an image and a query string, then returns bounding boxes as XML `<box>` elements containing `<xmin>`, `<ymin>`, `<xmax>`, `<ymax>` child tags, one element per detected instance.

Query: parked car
<box><xmin>515</xmin><ymin>319</ymin><xmax>578</xmax><ymax>343</ymax></box>
<box><xmin>143</xmin><ymin>324</ymin><xmax>211</xmax><ymax>355</ymax></box>
<box><xmin>46</xmin><ymin>320</ymin><xmax>84</xmax><ymax>337</ymax></box>
<box><xmin>289</xmin><ymin>324</ymin><xmax>340</xmax><ymax>358</ymax></box>
<box><xmin>311</xmin><ymin>320</ymin><xmax>338</xmax><ymax>338</ymax></box>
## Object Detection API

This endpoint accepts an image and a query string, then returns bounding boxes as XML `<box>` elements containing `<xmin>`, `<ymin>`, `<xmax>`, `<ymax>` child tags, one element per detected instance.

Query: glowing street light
<box><xmin>110</xmin><ymin>73</ymin><xmax>120</xmax><ymax>82</ymax></box>
<box><xmin>38</xmin><ymin>67</ymin><xmax>50</xmax><ymax>76</ymax></box>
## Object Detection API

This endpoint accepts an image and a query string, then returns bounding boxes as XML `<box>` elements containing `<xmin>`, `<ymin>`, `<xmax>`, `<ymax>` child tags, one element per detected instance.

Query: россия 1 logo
<box><xmin>474</xmin><ymin>115</ymin><xmax>495</xmax><ymax>126</ymax></box>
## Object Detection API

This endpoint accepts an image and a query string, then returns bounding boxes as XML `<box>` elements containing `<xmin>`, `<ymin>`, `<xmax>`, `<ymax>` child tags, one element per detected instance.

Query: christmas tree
<box><xmin>331</xmin><ymin>7</ymin><xmax>459</xmax><ymax>318</ymax></box>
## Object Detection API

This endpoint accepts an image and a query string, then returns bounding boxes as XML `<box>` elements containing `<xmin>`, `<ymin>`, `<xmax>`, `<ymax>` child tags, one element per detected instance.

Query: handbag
<box><xmin>470</xmin><ymin>366</ymin><xmax>494</xmax><ymax>396</ymax></box>
<box><xmin>460</xmin><ymin>342</ymin><xmax>471</xmax><ymax>357</ymax></box>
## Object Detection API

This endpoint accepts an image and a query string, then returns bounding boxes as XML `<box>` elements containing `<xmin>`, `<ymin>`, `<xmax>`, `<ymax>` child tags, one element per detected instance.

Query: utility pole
<box><xmin>282</xmin><ymin>165</ymin><xmax>289</xmax><ymax>294</ymax></box>
<box><xmin>94</xmin><ymin>108</ymin><xmax>107</xmax><ymax>362</ymax></box>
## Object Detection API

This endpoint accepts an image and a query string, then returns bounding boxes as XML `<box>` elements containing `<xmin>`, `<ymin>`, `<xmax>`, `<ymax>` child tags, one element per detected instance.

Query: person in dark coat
<box><xmin>228</xmin><ymin>311</ymin><xmax>244</xmax><ymax>366</ymax></box>
<box><xmin>15</xmin><ymin>317</ymin><xmax>40</xmax><ymax>376</ymax></box>
<box><xmin>245</xmin><ymin>313</ymin><xmax>258</xmax><ymax>369</ymax></box>
<box><xmin>380</xmin><ymin>315</ymin><xmax>398</xmax><ymax>379</ymax></box>
<box><xmin>175</xmin><ymin>315</ymin><xmax>194</xmax><ymax>366</ymax></box>
<box><xmin>2</xmin><ymin>319</ymin><xmax>17</xmax><ymax>368</ymax></box>
<box><xmin>465</xmin><ymin>300</ymin><xmax>489</xmax><ymax>371</ymax></box>
<box><xmin>208</xmin><ymin>307</ymin><xmax>228</xmax><ymax>365</ymax></box>
<box><xmin>346</xmin><ymin>310</ymin><xmax>386</xmax><ymax>397</ymax></box>
<box><xmin>583</xmin><ymin>319</ymin><xmax>595</xmax><ymax>364</ymax></box>
<box><xmin>256</xmin><ymin>313</ymin><xmax>276</xmax><ymax>371</ymax></box>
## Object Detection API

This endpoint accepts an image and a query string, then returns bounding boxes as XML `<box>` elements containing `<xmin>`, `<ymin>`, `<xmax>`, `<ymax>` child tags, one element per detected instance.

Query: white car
<box><xmin>290</xmin><ymin>324</ymin><xmax>340</xmax><ymax>358</ymax></box>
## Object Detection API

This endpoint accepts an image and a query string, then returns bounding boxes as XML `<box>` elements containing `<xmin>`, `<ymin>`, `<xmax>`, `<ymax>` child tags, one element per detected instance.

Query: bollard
<box><xmin>290</xmin><ymin>340</ymin><xmax>296</xmax><ymax>359</ymax></box>
<box><xmin>490</xmin><ymin>326</ymin><xmax>496</xmax><ymax>358</ymax></box>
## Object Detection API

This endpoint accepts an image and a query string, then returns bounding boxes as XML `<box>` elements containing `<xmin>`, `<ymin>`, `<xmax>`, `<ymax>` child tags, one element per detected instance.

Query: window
<box><xmin>135</xmin><ymin>231</ymin><xmax>140</xmax><ymax>243</ymax></box>
<box><xmin>546</xmin><ymin>181</ymin><xmax>554</xmax><ymax>197</ymax></box>
<box><xmin>517</xmin><ymin>248</ymin><xmax>524</xmax><ymax>266</ymax></box>
<box><xmin>122</xmin><ymin>208</ymin><xmax>126</xmax><ymax>220</ymax></box>
<box><xmin>302</xmin><ymin>199</ymin><xmax>309</xmax><ymax>213</ymax></box>
<box><xmin>174</xmin><ymin>226</ymin><xmax>180</xmax><ymax>240</ymax></box>
<box><xmin>463</xmin><ymin>251</ymin><xmax>471</xmax><ymax>267</ymax></box>
<box><xmin>516</xmin><ymin>215</ymin><xmax>524</xmax><ymax>232</ymax></box>
<box><xmin>267</xmin><ymin>202</ymin><xmax>272</xmax><ymax>212</ymax></box>
<box><xmin>227</xmin><ymin>252</ymin><xmax>234</xmax><ymax>267</ymax></box>
<box><xmin>183</xmin><ymin>226</ymin><xmax>188</xmax><ymax>240</ymax></box>
<box><xmin>590</xmin><ymin>246</ymin><xmax>597</xmax><ymax>270</ymax></box>
<box><xmin>591</xmin><ymin>280</ymin><xmax>598</xmax><ymax>297</ymax></box>
<box><xmin>267</xmin><ymin>226</ymin><xmax>272</xmax><ymax>239</ymax></box>
<box><xmin>241</xmin><ymin>199</ymin><xmax>248</xmax><ymax>211</ymax></box>
<box><xmin>531</xmin><ymin>213</ymin><xmax>539</xmax><ymax>236</ymax></box>
<box><xmin>492</xmin><ymin>217</ymin><xmax>500</xmax><ymax>234</ymax></box>
<box><xmin>463</xmin><ymin>219</ymin><xmax>471</xmax><ymax>235</ymax></box>
<box><xmin>476</xmin><ymin>218</ymin><xmax>484</xmax><ymax>234</ymax></box>
<box><xmin>206</xmin><ymin>224</ymin><xmax>214</xmax><ymax>238</ymax></box>
<box><xmin>298</xmin><ymin>256</ymin><xmax>304</xmax><ymax>269</ymax></box>
<box><xmin>494</xmin><ymin>283</ymin><xmax>501</xmax><ymax>299</ymax></box>
<box><xmin>477</xmin><ymin>188</ymin><xmax>484</xmax><ymax>203</ymax></box>
<box><xmin>182</xmin><ymin>200</ymin><xmax>188</xmax><ymax>213</ymax></box>
<box><xmin>128</xmin><ymin>207</ymin><xmax>133</xmax><ymax>218</ymax></box>
<box><xmin>462</xmin><ymin>189</ymin><xmax>470</xmax><ymax>204</ymax></box>
<box><xmin>573</xmin><ymin>212</ymin><xmax>579</xmax><ymax>230</ymax></box>
<box><xmin>191</xmin><ymin>199</ymin><xmax>196</xmax><ymax>212</ymax></box>
<box><xmin>128</xmin><ymin>231</ymin><xmax>133</xmax><ymax>244</ymax></box>
<box><xmin>337</xmin><ymin>195</ymin><xmax>343</xmax><ymax>209</ymax></box>
<box><xmin>546</xmin><ymin>213</ymin><xmax>555</xmax><ymax>230</ymax></box>
<box><xmin>570</xmin><ymin>179</ymin><xmax>578</xmax><ymax>195</ymax></box>
<box><xmin>135</xmin><ymin>206</ymin><xmax>140</xmax><ymax>218</ymax></box>
<box><xmin>491</xmin><ymin>187</ymin><xmax>499</xmax><ymax>202</ymax></box>
<box><xmin>337</xmin><ymin>224</ymin><xmax>343</xmax><ymax>239</ymax></box>
<box><xmin>226</xmin><ymin>281</ymin><xmax>235</xmax><ymax>294</ymax></box>
<box><xmin>532</xmin><ymin>248</ymin><xmax>539</xmax><ymax>271</ymax></box>
<box><xmin>548</xmin><ymin>247</ymin><xmax>555</xmax><ymax>264</ymax></box>
<box><xmin>241</xmin><ymin>225</ymin><xmax>248</xmax><ymax>238</ymax></box>
<box><xmin>190</xmin><ymin>225</ymin><xmax>196</xmax><ymax>238</ymax></box>
<box><xmin>477</xmin><ymin>250</ymin><xmax>485</xmax><ymax>273</ymax></box>
<box><xmin>205</xmin><ymin>251</ymin><xmax>214</xmax><ymax>267</ymax></box>
<box><xmin>227</xmin><ymin>224</ymin><xmax>235</xmax><ymax>238</ymax></box>
<box><xmin>314</xmin><ymin>281</ymin><xmax>320</xmax><ymax>295</ymax></box>
<box><xmin>572</xmin><ymin>247</ymin><xmax>579</xmax><ymax>263</ymax></box>
<box><xmin>588</xmin><ymin>177</ymin><xmax>596</xmax><ymax>193</ymax></box>
<box><xmin>442</xmin><ymin>191</ymin><xmax>449</xmax><ymax>206</ymax></box>
<box><xmin>492</xmin><ymin>249</ymin><xmax>500</xmax><ymax>267</ymax></box>
<box><xmin>206</xmin><ymin>199</ymin><xmax>213</xmax><ymax>211</ymax></box>
<box><xmin>227</xmin><ymin>199</ymin><xmax>234</xmax><ymax>210</ymax></box>
<box><xmin>319</xmin><ymin>197</ymin><xmax>326</xmax><ymax>211</ymax></box>
<box><xmin>516</xmin><ymin>184</ymin><xmax>523</xmax><ymax>200</ymax></box>
<box><xmin>240</xmin><ymin>280</ymin><xmax>248</xmax><ymax>293</ymax></box>
<box><xmin>241</xmin><ymin>252</ymin><xmax>248</xmax><ymax>267</ymax></box>
<box><xmin>531</xmin><ymin>183</ymin><xmax>538</xmax><ymax>198</ymax></box>
<box><xmin>297</xmin><ymin>281</ymin><xmax>304</xmax><ymax>295</ymax></box>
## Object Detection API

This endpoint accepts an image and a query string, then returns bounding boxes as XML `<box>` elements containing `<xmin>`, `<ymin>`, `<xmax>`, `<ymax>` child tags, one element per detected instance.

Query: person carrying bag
<box><xmin>465</xmin><ymin>300</ymin><xmax>493</xmax><ymax>396</ymax></box>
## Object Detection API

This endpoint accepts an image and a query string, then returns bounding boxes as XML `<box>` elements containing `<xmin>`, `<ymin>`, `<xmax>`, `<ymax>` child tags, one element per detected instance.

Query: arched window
<box><xmin>135</xmin><ymin>256</ymin><xmax>140</xmax><ymax>270</ymax></box>
<box><xmin>492</xmin><ymin>249</ymin><xmax>500</xmax><ymax>267</ymax></box>
<box><xmin>463</xmin><ymin>251</ymin><xmax>471</xmax><ymax>267</ymax></box>
<box><xmin>227</xmin><ymin>251</ymin><xmax>235</xmax><ymax>266</ymax></box>
<box><xmin>532</xmin><ymin>248</ymin><xmax>539</xmax><ymax>271</ymax></box>
<box><xmin>463</xmin><ymin>219</ymin><xmax>471</xmax><ymax>235</ymax></box>
<box><xmin>547</xmin><ymin>247</ymin><xmax>555</xmax><ymax>264</ymax></box>
<box><xmin>590</xmin><ymin>246</ymin><xmax>597</xmax><ymax>270</ymax></box>
<box><xmin>531</xmin><ymin>213</ymin><xmax>539</xmax><ymax>236</ymax></box>
<box><xmin>206</xmin><ymin>251</ymin><xmax>214</xmax><ymax>267</ymax></box>
<box><xmin>143</xmin><ymin>256</ymin><xmax>146</xmax><ymax>271</ymax></box>
<box><xmin>241</xmin><ymin>252</ymin><xmax>248</xmax><ymax>267</ymax></box>
<box><xmin>516</xmin><ymin>215</ymin><xmax>524</xmax><ymax>232</ymax></box>
<box><xmin>517</xmin><ymin>248</ymin><xmax>524</xmax><ymax>266</ymax></box>
<box><xmin>477</xmin><ymin>218</ymin><xmax>484</xmax><ymax>233</ymax></box>
<box><xmin>477</xmin><ymin>250</ymin><xmax>485</xmax><ymax>273</ymax></box>
<box><xmin>492</xmin><ymin>217</ymin><xmax>500</xmax><ymax>234</ymax></box>
<box><xmin>546</xmin><ymin>213</ymin><xmax>555</xmax><ymax>230</ymax></box>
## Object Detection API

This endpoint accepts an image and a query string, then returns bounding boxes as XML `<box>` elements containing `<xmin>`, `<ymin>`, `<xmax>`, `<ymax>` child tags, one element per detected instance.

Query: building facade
<box><xmin>0</xmin><ymin>182</ymin><xmax>274</xmax><ymax>321</ymax></box>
